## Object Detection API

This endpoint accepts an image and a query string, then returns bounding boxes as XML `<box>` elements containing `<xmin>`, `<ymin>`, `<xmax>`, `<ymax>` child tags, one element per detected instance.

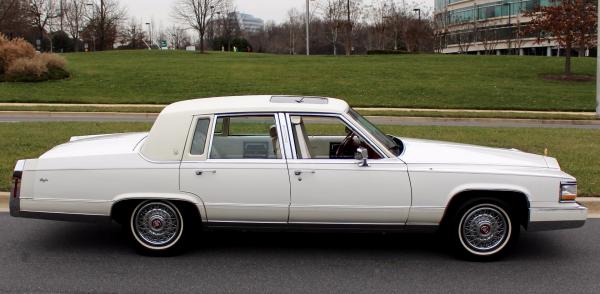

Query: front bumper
<box><xmin>527</xmin><ymin>202</ymin><xmax>587</xmax><ymax>231</ymax></box>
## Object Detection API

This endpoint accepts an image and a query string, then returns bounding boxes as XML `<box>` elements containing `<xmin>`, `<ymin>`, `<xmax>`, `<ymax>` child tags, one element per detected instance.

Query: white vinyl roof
<box><xmin>161</xmin><ymin>95</ymin><xmax>350</xmax><ymax>116</ymax></box>
<box><xmin>140</xmin><ymin>95</ymin><xmax>350</xmax><ymax>161</ymax></box>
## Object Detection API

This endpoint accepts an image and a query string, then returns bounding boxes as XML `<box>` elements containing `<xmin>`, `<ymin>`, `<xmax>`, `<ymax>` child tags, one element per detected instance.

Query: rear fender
<box><xmin>112</xmin><ymin>192</ymin><xmax>207</xmax><ymax>222</ymax></box>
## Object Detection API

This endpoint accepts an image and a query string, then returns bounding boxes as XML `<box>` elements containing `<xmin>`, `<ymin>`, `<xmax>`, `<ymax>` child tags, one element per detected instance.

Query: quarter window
<box><xmin>190</xmin><ymin>118</ymin><xmax>210</xmax><ymax>155</ymax></box>
<box><xmin>210</xmin><ymin>115</ymin><xmax>282</xmax><ymax>159</ymax></box>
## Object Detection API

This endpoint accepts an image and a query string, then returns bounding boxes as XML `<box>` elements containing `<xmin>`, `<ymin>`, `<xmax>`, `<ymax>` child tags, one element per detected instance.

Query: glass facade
<box><xmin>435</xmin><ymin>0</ymin><xmax>561</xmax><ymax>48</ymax></box>
<box><xmin>439</xmin><ymin>0</ymin><xmax>556</xmax><ymax>25</ymax></box>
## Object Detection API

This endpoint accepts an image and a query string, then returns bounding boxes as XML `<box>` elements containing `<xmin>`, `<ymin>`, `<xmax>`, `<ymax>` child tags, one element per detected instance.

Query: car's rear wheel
<box><xmin>447</xmin><ymin>198</ymin><xmax>519</xmax><ymax>260</ymax></box>
<box><xmin>129</xmin><ymin>200</ymin><xmax>185</xmax><ymax>255</ymax></box>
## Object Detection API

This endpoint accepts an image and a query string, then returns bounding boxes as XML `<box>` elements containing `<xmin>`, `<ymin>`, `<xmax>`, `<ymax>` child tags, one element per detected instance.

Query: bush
<box><xmin>38</xmin><ymin>53</ymin><xmax>67</xmax><ymax>70</ymax></box>
<box><xmin>5</xmin><ymin>57</ymin><xmax>48</xmax><ymax>82</ymax></box>
<box><xmin>0</xmin><ymin>33</ymin><xmax>69</xmax><ymax>82</ymax></box>
<box><xmin>0</xmin><ymin>37</ymin><xmax>36</xmax><ymax>75</ymax></box>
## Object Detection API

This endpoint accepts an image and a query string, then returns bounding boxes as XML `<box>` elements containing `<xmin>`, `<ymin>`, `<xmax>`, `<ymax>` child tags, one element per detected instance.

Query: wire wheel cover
<box><xmin>460</xmin><ymin>205</ymin><xmax>509</xmax><ymax>252</ymax></box>
<box><xmin>134</xmin><ymin>202</ymin><xmax>181</xmax><ymax>247</ymax></box>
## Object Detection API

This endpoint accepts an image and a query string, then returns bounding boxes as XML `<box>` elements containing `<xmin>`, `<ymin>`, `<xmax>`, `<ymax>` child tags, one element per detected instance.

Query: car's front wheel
<box><xmin>448</xmin><ymin>198</ymin><xmax>518</xmax><ymax>260</ymax></box>
<box><xmin>129</xmin><ymin>200</ymin><xmax>185</xmax><ymax>255</ymax></box>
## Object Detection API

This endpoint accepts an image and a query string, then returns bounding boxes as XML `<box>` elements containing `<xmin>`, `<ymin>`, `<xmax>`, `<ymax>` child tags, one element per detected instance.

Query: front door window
<box><xmin>289</xmin><ymin>115</ymin><xmax>382</xmax><ymax>160</ymax></box>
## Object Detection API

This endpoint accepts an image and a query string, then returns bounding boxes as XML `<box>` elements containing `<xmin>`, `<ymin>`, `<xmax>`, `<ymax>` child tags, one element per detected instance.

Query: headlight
<box><xmin>560</xmin><ymin>181</ymin><xmax>577</xmax><ymax>202</ymax></box>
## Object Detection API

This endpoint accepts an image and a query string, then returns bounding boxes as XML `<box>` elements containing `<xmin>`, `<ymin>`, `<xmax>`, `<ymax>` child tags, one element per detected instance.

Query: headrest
<box><xmin>269</xmin><ymin>125</ymin><xmax>278</xmax><ymax>137</ymax></box>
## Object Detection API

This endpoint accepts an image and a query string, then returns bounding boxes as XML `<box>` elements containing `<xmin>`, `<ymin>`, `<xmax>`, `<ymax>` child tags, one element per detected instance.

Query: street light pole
<box><xmin>346</xmin><ymin>0</ymin><xmax>351</xmax><ymax>56</ymax></box>
<box><xmin>306</xmin><ymin>0</ymin><xmax>310</xmax><ymax>55</ymax></box>
<box><xmin>413</xmin><ymin>8</ymin><xmax>421</xmax><ymax>52</ymax></box>
<box><xmin>145</xmin><ymin>22</ymin><xmax>152</xmax><ymax>49</ymax></box>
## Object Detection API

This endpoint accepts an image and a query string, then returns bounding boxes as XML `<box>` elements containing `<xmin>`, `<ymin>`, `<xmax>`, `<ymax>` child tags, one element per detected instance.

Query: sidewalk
<box><xmin>0</xmin><ymin>192</ymin><xmax>598</xmax><ymax>217</ymax></box>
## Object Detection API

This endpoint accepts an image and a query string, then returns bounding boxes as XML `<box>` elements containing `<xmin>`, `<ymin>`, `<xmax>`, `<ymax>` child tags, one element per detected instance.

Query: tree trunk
<box><xmin>345</xmin><ymin>21</ymin><xmax>351</xmax><ymax>56</ymax></box>
<box><xmin>564</xmin><ymin>43</ymin><xmax>572</xmax><ymax>76</ymax></box>
<box><xmin>199</xmin><ymin>32</ymin><xmax>204</xmax><ymax>53</ymax></box>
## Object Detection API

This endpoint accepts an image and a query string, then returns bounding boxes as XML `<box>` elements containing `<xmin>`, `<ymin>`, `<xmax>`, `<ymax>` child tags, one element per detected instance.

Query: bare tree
<box><xmin>27</xmin><ymin>0</ymin><xmax>60</xmax><ymax>51</ymax></box>
<box><xmin>167</xmin><ymin>26</ymin><xmax>190</xmax><ymax>49</ymax></box>
<box><xmin>88</xmin><ymin>0</ymin><xmax>125</xmax><ymax>51</ymax></box>
<box><xmin>366</xmin><ymin>0</ymin><xmax>390</xmax><ymax>50</ymax></box>
<box><xmin>0</xmin><ymin>0</ymin><xmax>32</xmax><ymax>38</ymax></box>
<box><xmin>322</xmin><ymin>0</ymin><xmax>345</xmax><ymax>55</ymax></box>
<box><xmin>172</xmin><ymin>0</ymin><xmax>226</xmax><ymax>53</ymax></box>
<box><xmin>119</xmin><ymin>18</ymin><xmax>147</xmax><ymax>49</ymax></box>
<box><xmin>218</xmin><ymin>2</ymin><xmax>240</xmax><ymax>51</ymax></box>
<box><xmin>64</xmin><ymin>0</ymin><xmax>87</xmax><ymax>51</ymax></box>
<box><xmin>287</xmin><ymin>8</ymin><xmax>302</xmax><ymax>55</ymax></box>
<box><xmin>343</xmin><ymin>0</ymin><xmax>362</xmax><ymax>55</ymax></box>
<box><xmin>386</xmin><ymin>1</ymin><xmax>407</xmax><ymax>51</ymax></box>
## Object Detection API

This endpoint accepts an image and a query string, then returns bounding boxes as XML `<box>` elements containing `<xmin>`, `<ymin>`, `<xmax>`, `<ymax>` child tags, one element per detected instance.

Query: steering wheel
<box><xmin>335</xmin><ymin>132</ymin><xmax>358</xmax><ymax>158</ymax></box>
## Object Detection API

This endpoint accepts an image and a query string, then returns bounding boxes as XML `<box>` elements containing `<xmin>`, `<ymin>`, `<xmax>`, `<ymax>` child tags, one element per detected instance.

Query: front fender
<box><xmin>446</xmin><ymin>183</ymin><xmax>533</xmax><ymax>207</ymax></box>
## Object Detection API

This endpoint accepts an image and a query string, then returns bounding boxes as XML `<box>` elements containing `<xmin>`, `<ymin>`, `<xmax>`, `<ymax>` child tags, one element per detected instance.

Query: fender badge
<box><xmin>39</xmin><ymin>178</ymin><xmax>48</xmax><ymax>183</ymax></box>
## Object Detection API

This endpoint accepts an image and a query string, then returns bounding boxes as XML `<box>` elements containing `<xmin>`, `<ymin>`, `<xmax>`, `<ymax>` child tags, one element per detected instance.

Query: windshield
<box><xmin>347</xmin><ymin>108</ymin><xmax>402</xmax><ymax>156</ymax></box>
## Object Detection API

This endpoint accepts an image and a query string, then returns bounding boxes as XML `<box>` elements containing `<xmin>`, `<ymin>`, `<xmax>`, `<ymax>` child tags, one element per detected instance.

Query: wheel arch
<box><xmin>110</xmin><ymin>192</ymin><xmax>207</xmax><ymax>225</ymax></box>
<box><xmin>440</xmin><ymin>187</ymin><xmax>531</xmax><ymax>229</ymax></box>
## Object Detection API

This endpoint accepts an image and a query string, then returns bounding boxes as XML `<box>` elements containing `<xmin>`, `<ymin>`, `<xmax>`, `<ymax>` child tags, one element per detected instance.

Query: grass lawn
<box><xmin>0</xmin><ymin>50</ymin><xmax>595</xmax><ymax>111</ymax></box>
<box><xmin>1</xmin><ymin>122</ymin><xmax>598</xmax><ymax>196</ymax></box>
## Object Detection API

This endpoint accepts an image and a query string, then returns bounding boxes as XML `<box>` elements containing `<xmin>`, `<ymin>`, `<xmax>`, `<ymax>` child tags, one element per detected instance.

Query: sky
<box><xmin>125</xmin><ymin>0</ymin><xmax>432</xmax><ymax>30</ymax></box>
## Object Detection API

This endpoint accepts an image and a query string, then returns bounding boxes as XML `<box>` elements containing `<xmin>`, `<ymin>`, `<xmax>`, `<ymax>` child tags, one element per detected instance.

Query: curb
<box><xmin>0</xmin><ymin>193</ymin><xmax>599</xmax><ymax>218</ymax></box>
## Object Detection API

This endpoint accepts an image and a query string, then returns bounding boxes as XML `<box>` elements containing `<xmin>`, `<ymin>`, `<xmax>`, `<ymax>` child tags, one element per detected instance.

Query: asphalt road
<box><xmin>1</xmin><ymin>112</ymin><xmax>600</xmax><ymax>129</ymax></box>
<box><xmin>0</xmin><ymin>213</ymin><xmax>598</xmax><ymax>293</ymax></box>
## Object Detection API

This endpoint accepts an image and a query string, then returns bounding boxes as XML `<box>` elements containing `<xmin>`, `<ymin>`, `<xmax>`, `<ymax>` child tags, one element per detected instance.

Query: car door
<box><xmin>285</xmin><ymin>113</ymin><xmax>411</xmax><ymax>225</ymax></box>
<box><xmin>180</xmin><ymin>113</ymin><xmax>291</xmax><ymax>223</ymax></box>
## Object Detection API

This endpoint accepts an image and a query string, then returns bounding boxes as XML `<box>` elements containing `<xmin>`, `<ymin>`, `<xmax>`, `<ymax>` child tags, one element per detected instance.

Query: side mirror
<box><xmin>355</xmin><ymin>147</ymin><xmax>369</xmax><ymax>167</ymax></box>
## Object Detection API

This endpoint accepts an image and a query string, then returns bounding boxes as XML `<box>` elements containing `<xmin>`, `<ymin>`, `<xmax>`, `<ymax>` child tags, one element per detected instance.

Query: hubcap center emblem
<box><xmin>151</xmin><ymin>219</ymin><xmax>163</xmax><ymax>229</ymax></box>
<box><xmin>480</xmin><ymin>224</ymin><xmax>491</xmax><ymax>235</ymax></box>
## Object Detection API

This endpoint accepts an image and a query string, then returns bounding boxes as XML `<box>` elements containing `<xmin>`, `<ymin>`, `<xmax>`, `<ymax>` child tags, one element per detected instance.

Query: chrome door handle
<box><xmin>195</xmin><ymin>170</ymin><xmax>216</xmax><ymax>176</ymax></box>
<box><xmin>294</xmin><ymin>170</ymin><xmax>316</xmax><ymax>176</ymax></box>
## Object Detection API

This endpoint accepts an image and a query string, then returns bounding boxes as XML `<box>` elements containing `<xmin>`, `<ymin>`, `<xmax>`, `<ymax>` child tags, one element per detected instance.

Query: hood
<box><xmin>40</xmin><ymin>132</ymin><xmax>148</xmax><ymax>159</ymax></box>
<box><xmin>398</xmin><ymin>137</ymin><xmax>556</xmax><ymax>169</ymax></box>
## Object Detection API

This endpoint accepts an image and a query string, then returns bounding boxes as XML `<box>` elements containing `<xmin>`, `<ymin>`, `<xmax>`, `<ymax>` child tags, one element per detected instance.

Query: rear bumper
<box><xmin>527</xmin><ymin>203</ymin><xmax>587</xmax><ymax>231</ymax></box>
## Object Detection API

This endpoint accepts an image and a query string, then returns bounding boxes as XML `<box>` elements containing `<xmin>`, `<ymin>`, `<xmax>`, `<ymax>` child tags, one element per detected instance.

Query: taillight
<box><xmin>12</xmin><ymin>174</ymin><xmax>21</xmax><ymax>199</ymax></box>
<box><xmin>11</xmin><ymin>160</ymin><xmax>24</xmax><ymax>199</ymax></box>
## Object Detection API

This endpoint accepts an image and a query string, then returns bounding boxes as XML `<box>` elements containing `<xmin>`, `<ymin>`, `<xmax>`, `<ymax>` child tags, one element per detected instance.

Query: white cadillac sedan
<box><xmin>9</xmin><ymin>96</ymin><xmax>587</xmax><ymax>259</ymax></box>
